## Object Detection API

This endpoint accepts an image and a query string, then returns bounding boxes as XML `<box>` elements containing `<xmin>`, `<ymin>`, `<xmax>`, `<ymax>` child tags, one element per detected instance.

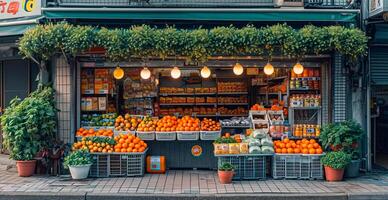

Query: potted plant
<box><xmin>218</xmin><ymin>163</ymin><xmax>235</xmax><ymax>184</ymax></box>
<box><xmin>321</xmin><ymin>151</ymin><xmax>351</xmax><ymax>181</ymax></box>
<box><xmin>1</xmin><ymin>86</ymin><xmax>57</xmax><ymax>177</ymax></box>
<box><xmin>319</xmin><ymin>120</ymin><xmax>363</xmax><ymax>178</ymax></box>
<box><xmin>64</xmin><ymin>150</ymin><xmax>93</xmax><ymax>180</ymax></box>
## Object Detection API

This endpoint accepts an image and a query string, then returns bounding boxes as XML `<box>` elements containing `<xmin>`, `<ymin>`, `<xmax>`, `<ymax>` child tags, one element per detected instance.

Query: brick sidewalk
<box><xmin>1</xmin><ymin>170</ymin><xmax>388</xmax><ymax>197</ymax></box>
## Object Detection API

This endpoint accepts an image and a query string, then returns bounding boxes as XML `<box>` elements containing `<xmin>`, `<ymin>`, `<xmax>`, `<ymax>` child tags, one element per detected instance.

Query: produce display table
<box><xmin>146</xmin><ymin>140</ymin><xmax>217</xmax><ymax>169</ymax></box>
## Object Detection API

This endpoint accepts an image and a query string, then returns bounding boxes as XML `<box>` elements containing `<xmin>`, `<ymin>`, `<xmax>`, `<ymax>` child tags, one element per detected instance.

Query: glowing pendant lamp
<box><xmin>171</xmin><ymin>66</ymin><xmax>181</xmax><ymax>79</ymax></box>
<box><xmin>113</xmin><ymin>66</ymin><xmax>125</xmax><ymax>80</ymax></box>
<box><xmin>233</xmin><ymin>63</ymin><xmax>244</xmax><ymax>75</ymax></box>
<box><xmin>263</xmin><ymin>62</ymin><xmax>274</xmax><ymax>75</ymax></box>
<box><xmin>200</xmin><ymin>66</ymin><xmax>211</xmax><ymax>78</ymax></box>
<box><xmin>293</xmin><ymin>62</ymin><xmax>304</xmax><ymax>75</ymax></box>
<box><xmin>140</xmin><ymin>67</ymin><xmax>151</xmax><ymax>80</ymax></box>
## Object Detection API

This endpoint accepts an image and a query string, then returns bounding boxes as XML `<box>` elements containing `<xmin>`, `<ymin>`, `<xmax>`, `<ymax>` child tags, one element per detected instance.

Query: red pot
<box><xmin>16</xmin><ymin>160</ymin><xmax>37</xmax><ymax>177</ymax></box>
<box><xmin>324</xmin><ymin>166</ymin><xmax>344</xmax><ymax>181</ymax></box>
<box><xmin>330</xmin><ymin>144</ymin><xmax>343</xmax><ymax>151</ymax></box>
<box><xmin>218</xmin><ymin>170</ymin><xmax>234</xmax><ymax>184</ymax></box>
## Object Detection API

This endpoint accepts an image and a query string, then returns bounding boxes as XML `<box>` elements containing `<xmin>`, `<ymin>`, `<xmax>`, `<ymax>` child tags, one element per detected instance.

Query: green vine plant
<box><xmin>19</xmin><ymin>22</ymin><xmax>368</xmax><ymax>67</ymax></box>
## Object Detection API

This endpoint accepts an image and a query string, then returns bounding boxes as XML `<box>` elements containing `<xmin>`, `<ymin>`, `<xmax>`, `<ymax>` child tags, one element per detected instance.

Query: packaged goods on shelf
<box><xmin>206</xmin><ymin>97</ymin><xmax>217</xmax><ymax>103</ymax></box>
<box><xmin>290</xmin><ymin>95</ymin><xmax>321</xmax><ymax>107</ymax></box>
<box><xmin>269</xmin><ymin>124</ymin><xmax>290</xmax><ymax>138</ymax></box>
<box><xmin>292</xmin><ymin>124</ymin><xmax>320</xmax><ymax>138</ymax></box>
<box><xmin>81</xmin><ymin>97</ymin><xmax>106</xmax><ymax>111</ymax></box>
<box><xmin>195</xmin><ymin>97</ymin><xmax>205</xmax><ymax>103</ymax></box>
<box><xmin>81</xmin><ymin>69</ymin><xmax>94</xmax><ymax>94</ymax></box>
<box><xmin>94</xmin><ymin>69</ymin><xmax>110</xmax><ymax>94</ymax></box>
<box><xmin>218</xmin><ymin>106</ymin><xmax>248</xmax><ymax>115</ymax></box>
<box><xmin>218</xmin><ymin>81</ymin><xmax>247</xmax><ymax>93</ymax></box>
<box><xmin>220</xmin><ymin>117</ymin><xmax>251</xmax><ymax>128</ymax></box>
<box><xmin>218</xmin><ymin>96</ymin><xmax>248</xmax><ymax>104</ymax></box>
<box><xmin>290</xmin><ymin>68</ymin><xmax>321</xmax><ymax>90</ymax></box>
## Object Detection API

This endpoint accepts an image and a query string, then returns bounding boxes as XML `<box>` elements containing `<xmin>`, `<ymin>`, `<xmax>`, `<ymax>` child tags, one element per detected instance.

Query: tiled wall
<box><xmin>54</xmin><ymin>56</ymin><xmax>73</xmax><ymax>144</ymax></box>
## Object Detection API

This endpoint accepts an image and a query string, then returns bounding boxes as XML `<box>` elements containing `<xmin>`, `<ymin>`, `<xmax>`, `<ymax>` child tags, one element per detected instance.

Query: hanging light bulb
<box><xmin>113</xmin><ymin>66</ymin><xmax>124</xmax><ymax>80</ymax></box>
<box><xmin>293</xmin><ymin>62</ymin><xmax>304</xmax><ymax>75</ymax></box>
<box><xmin>200</xmin><ymin>66</ymin><xmax>211</xmax><ymax>78</ymax></box>
<box><xmin>233</xmin><ymin>63</ymin><xmax>244</xmax><ymax>75</ymax></box>
<box><xmin>140</xmin><ymin>67</ymin><xmax>151</xmax><ymax>80</ymax></box>
<box><xmin>171</xmin><ymin>66</ymin><xmax>181</xmax><ymax>79</ymax></box>
<box><xmin>155</xmin><ymin>78</ymin><xmax>159</xmax><ymax>85</ymax></box>
<box><xmin>263</xmin><ymin>62</ymin><xmax>274</xmax><ymax>75</ymax></box>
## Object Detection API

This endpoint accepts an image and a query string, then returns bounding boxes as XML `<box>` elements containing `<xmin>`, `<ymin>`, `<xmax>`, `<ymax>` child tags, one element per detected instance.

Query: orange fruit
<box><xmin>281</xmin><ymin>148</ymin><xmax>287</xmax><ymax>154</ymax></box>
<box><xmin>115</xmin><ymin>144</ymin><xmax>122</xmax><ymax>149</ymax></box>
<box><xmin>283</xmin><ymin>138</ymin><xmax>290</xmax><ymax>143</ymax></box>
<box><xmin>121</xmin><ymin>148</ymin><xmax>127</xmax><ymax>152</ymax></box>
<box><xmin>301</xmin><ymin>143</ymin><xmax>307</xmax><ymax>149</ymax></box>
<box><xmin>291</xmin><ymin>143</ymin><xmax>296</xmax><ymax>148</ymax></box>
<box><xmin>119</xmin><ymin>138</ymin><xmax>125</xmax><ymax>144</ymax></box>
<box><xmin>122</xmin><ymin>143</ymin><xmax>128</xmax><ymax>148</ymax></box>
<box><xmin>316</xmin><ymin>148</ymin><xmax>323</xmax><ymax>154</ymax></box>
<box><xmin>302</xmin><ymin>148</ymin><xmax>309</xmax><ymax>154</ymax></box>
<box><xmin>286</xmin><ymin>143</ymin><xmax>292</xmax><ymax>148</ymax></box>
<box><xmin>309</xmin><ymin>148</ymin><xmax>316</xmax><ymax>154</ymax></box>
<box><xmin>287</xmin><ymin>148</ymin><xmax>294</xmax><ymax>154</ymax></box>
<box><xmin>313</xmin><ymin>143</ymin><xmax>320</xmax><ymax>149</ymax></box>
<box><xmin>279</xmin><ymin>143</ymin><xmax>286</xmax><ymax>148</ymax></box>
<box><xmin>275</xmin><ymin>148</ymin><xmax>282</xmax><ymax>153</ymax></box>
<box><xmin>294</xmin><ymin>148</ymin><xmax>301</xmax><ymax>154</ymax></box>
<box><xmin>307</xmin><ymin>144</ymin><xmax>314</xmax><ymax>149</ymax></box>
<box><xmin>309</xmin><ymin>139</ymin><xmax>316</xmax><ymax>144</ymax></box>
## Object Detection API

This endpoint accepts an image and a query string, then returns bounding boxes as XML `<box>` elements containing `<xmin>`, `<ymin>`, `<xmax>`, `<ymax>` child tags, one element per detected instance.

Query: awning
<box><xmin>0</xmin><ymin>17</ymin><xmax>41</xmax><ymax>37</ymax></box>
<box><xmin>43</xmin><ymin>8</ymin><xmax>359</xmax><ymax>22</ymax></box>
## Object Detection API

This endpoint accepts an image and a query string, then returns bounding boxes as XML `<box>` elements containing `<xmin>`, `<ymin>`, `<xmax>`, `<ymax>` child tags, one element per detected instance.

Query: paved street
<box><xmin>1</xmin><ymin>170</ymin><xmax>388</xmax><ymax>199</ymax></box>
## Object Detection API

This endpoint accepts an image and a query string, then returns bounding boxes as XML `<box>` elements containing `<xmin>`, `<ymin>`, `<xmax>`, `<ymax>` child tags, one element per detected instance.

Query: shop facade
<box><xmin>1</xmin><ymin>0</ymin><xmax>369</xmax><ymax>176</ymax></box>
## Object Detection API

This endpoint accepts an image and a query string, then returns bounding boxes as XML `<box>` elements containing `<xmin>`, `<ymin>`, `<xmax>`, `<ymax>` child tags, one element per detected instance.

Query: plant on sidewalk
<box><xmin>218</xmin><ymin>163</ymin><xmax>235</xmax><ymax>171</ymax></box>
<box><xmin>318</xmin><ymin>120</ymin><xmax>363</xmax><ymax>159</ymax></box>
<box><xmin>63</xmin><ymin>150</ymin><xmax>92</xmax><ymax>168</ymax></box>
<box><xmin>1</xmin><ymin>85</ymin><xmax>57</xmax><ymax>161</ymax></box>
<box><xmin>321</xmin><ymin>151</ymin><xmax>351</xmax><ymax>169</ymax></box>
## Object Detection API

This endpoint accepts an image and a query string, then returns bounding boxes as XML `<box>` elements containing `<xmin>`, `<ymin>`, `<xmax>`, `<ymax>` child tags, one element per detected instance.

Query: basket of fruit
<box><xmin>200</xmin><ymin>118</ymin><xmax>221</xmax><ymax>140</ymax></box>
<box><xmin>155</xmin><ymin>116</ymin><xmax>177</xmax><ymax>141</ymax></box>
<box><xmin>114</xmin><ymin>114</ymin><xmax>142</xmax><ymax>135</ymax></box>
<box><xmin>176</xmin><ymin>116</ymin><xmax>200</xmax><ymax>141</ymax></box>
<box><xmin>136</xmin><ymin>116</ymin><xmax>157</xmax><ymax>141</ymax></box>
<box><xmin>75</xmin><ymin>128</ymin><xmax>114</xmax><ymax>141</ymax></box>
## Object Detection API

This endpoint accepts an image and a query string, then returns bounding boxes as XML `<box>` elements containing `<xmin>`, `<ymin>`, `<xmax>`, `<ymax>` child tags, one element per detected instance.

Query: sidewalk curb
<box><xmin>348</xmin><ymin>192</ymin><xmax>388</xmax><ymax>200</ymax></box>
<box><xmin>0</xmin><ymin>192</ymin><xmax>85</xmax><ymax>200</ymax></box>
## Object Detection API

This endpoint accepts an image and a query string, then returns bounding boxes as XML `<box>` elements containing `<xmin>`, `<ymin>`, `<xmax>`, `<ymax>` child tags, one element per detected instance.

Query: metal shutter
<box><xmin>370</xmin><ymin>47</ymin><xmax>388</xmax><ymax>86</ymax></box>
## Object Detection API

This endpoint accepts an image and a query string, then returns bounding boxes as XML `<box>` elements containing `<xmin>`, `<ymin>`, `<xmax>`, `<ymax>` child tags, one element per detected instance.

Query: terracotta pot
<box><xmin>324</xmin><ymin>166</ymin><xmax>344</xmax><ymax>181</ymax></box>
<box><xmin>218</xmin><ymin>170</ymin><xmax>234</xmax><ymax>184</ymax></box>
<box><xmin>16</xmin><ymin>160</ymin><xmax>37</xmax><ymax>177</ymax></box>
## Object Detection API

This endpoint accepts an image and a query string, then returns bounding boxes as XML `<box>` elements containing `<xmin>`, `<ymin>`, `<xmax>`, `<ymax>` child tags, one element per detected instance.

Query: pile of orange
<box><xmin>136</xmin><ymin>116</ymin><xmax>157</xmax><ymax>132</ymax></box>
<box><xmin>176</xmin><ymin>116</ymin><xmax>200</xmax><ymax>132</ymax></box>
<box><xmin>72</xmin><ymin>137</ymin><xmax>115</xmax><ymax>153</ymax></box>
<box><xmin>274</xmin><ymin>138</ymin><xmax>323</xmax><ymax>154</ymax></box>
<box><xmin>114</xmin><ymin>114</ymin><xmax>142</xmax><ymax>131</ymax></box>
<box><xmin>76</xmin><ymin>128</ymin><xmax>113</xmax><ymax>137</ymax></box>
<box><xmin>201</xmin><ymin>118</ymin><xmax>221</xmax><ymax>131</ymax></box>
<box><xmin>155</xmin><ymin>116</ymin><xmax>178</xmax><ymax>132</ymax></box>
<box><xmin>113</xmin><ymin>133</ymin><xmax>147</xmax><ymax>153</ymax></box>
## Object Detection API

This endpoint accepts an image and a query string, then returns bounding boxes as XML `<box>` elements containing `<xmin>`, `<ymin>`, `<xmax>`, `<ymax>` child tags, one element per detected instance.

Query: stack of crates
<box><xmin>216</xmin><ymin>154</ymin><xmax>270</xmax><ymax>180</ymax></box>
<box><xmin>89</xmin><ymin>150</ymin><xmax>147</xmax><ymax>178</ymax></box>
<box><xmin>272</xmin><ymin>154</ymin><xmax>324</xmax><ymax>180</ymax></box>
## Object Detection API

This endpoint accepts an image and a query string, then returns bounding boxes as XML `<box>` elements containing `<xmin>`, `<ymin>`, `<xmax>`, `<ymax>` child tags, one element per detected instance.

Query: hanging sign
<box><xmin>191</xmin><ymin>145</ymin><xmax>202</xmax><ymax>157</ymax></box>
<box><xmin>0</xmin><ymin>0</ymin><xmax>41</xmax><ymax>20</ymax></box>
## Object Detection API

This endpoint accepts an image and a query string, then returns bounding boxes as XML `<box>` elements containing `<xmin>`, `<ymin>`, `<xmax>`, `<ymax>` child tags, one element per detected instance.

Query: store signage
<box><xmin>247</xmin><ymin>68</ymin><xmax>259</xmax><ymax>75</ymax></box>
<box><xmin>191</xmin><ymin>145</ymin><xmax>202</xmax><ymax>157</ymax></box>
<box><xmin>369</xmin><ymin>0</ymin><xmax>385</xmax><ymax>18</ymax></box>
<box><xmin>0</xmin><ymin>0</ymin><xmax>41</xmax><ymax>20</ymax></box>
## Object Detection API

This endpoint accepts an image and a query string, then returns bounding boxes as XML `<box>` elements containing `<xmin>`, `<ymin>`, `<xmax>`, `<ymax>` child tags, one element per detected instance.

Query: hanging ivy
<box><xmin>18</xmin><ymin>22</ymin><xmax>368</xmax><ymax>64</ymax></box>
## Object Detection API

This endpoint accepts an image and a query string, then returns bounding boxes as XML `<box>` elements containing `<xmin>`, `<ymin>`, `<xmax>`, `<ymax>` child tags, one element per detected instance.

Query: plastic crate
<box><xmin>155</xmin><ymin>132</ymin><xmax>176</xmax><ymax>141</ymax></box>
<box><xmin>216</xmin><ymin>154</ymin><xmax>270</xmax><ymax>180</ymax></box>
<box><xmin>114</xmin><ymin>130</ymin><xmax>136</xmax><ymax>136</ymax></box>
<box><xmin>177</xmin><ymin>131</ymin><xmax>199</xmax><ymax>141</ymax></box>
<box><xmin>109</xmin><ymin>150</ymin><xmax>147</xmax><ymax>177</ymax></box>
<box><xmin>272</xmin><ymin>154</ymin><xmax>324</xmax><ymax>180</ymax></box>
<box><xmin>89</xmin><ymin>154</ymin><xmax>109</xmax><ymax>178</ymax></box>
<box><xmin>200</xmin><ymin>131</ymin><xmax>221</xmax><ymax>140</ymax></box>
<box><xmin>136</xmin><ymin>131</ymin><xmax>155</xmax><ymax>141</ymax></box>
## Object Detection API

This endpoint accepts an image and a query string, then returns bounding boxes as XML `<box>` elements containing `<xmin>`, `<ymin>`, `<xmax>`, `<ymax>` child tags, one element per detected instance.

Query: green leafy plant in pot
<box><xmin>218</xmin><ymin>163</ymin><xmax>235</xmax><ymax>184</ymax></box>
<box><xmin>1</xmin><ymin>86</ymin><xmax>57</xmax><ymax>177</ymax></box>
<box><xmin>319</xmin><ymin>120</ymin><xmax>363</xmax><ymax>177</ymax></box>
<box><xmin>321</xmin><ymin>151</ymin><xmax>351</xmax><ymax>181</ymax></box>
<box><xmin>64</xmin><ymin>150</ymin><xmax>93</xmax><ymax>180</ymax></box>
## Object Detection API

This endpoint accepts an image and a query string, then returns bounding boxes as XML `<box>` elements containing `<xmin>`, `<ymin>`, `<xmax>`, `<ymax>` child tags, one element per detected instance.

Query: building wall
<box><xmin>54</xmin><ymin>55</ymin><xmax>74</xmax><ymax>144</ymax></box>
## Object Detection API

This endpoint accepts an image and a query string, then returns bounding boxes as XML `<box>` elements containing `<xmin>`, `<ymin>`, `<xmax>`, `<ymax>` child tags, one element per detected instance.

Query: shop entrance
<box><xmin>76</xmin><ymin>58</ymin><xmax>329</xmax><ymax>170</ymax></box>
<box><xmin>371</xmin><ymin>86</ymin><xmax>388</xmax><ymax>169</ymax></box>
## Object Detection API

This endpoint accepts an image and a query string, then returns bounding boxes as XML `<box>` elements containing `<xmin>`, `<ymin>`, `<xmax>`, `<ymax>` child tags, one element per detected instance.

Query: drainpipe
<box><xmin>366</xmin><ymin>47</ymin><xmax>372</xmax><ymax>171</ymax></box>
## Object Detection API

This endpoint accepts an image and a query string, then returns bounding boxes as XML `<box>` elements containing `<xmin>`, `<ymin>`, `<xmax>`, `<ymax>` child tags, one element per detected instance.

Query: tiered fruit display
<box><xmin>274</xmin><ymin>138</ymin><xmax>323</xmax><ymax>154</ymax></box>
<box><xmin>176</xmin><ymin>116</ymin><xmax>200</xmax><ymax>132</ymax></box>
<box><xmin>201</xmin><ymin>118</ymin><xmax>221</xmax><ymax>131</ymax></box>
<box><xmin>155</xmin><ymin>115</ymin><xmax>178</xmax><ymax>132</ymax></box>
<box><xmin>250</xmin><ymin>104</ymin><xmax>266</xmax><ymax>111</ymax></box>
<box><xmin>137</xmin><ymin>116</ymin><xmax>158</xmax><ymax>132</ymax></box>
<box><xmin>114</xmin><ymin>114</ymin><xmax>142</xmax><ymax>131</ymax></box>
<box><xmin>113</xmin><ymin>133</ymin><xmax>148</xmax><ymax>153</ymax></box>
<box><xmin>76</xmin><ymin>128</ymin><xmax>114</xmax><ymax>137</ymax></box>
<box><xmin>72</xmin><ymin>137</ymin><xmax>115</xmax><ymax>153</ymax></box>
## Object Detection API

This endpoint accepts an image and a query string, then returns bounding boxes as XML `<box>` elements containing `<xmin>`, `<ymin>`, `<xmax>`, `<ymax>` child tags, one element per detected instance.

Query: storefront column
<box><xmin>332</xmin><ymin>53</ymin><xmax>349</xmax><ymax>122</ymax></box>
<box><xmin>53</xmin><ymin>55</ymin><xmax>74</xmax><ymax>144</ymax></box>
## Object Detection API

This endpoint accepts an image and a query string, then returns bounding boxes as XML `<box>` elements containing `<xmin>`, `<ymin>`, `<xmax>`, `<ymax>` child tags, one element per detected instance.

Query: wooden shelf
<box><xmin>217</xmin><ymin>103</ymin><xmax>249</xmax><ymax>106</ymax></box>
<box><xmin>218</xmin><ymin>92</ymin><xmax>248</xmax><ymax>95</ymax></box>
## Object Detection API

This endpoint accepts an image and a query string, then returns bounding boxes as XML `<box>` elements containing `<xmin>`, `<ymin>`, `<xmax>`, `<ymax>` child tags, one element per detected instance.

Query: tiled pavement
<box><xmin>1</xmin><ymin>170</ymin><xmax>388</xmax><ymax>197</ymax></box>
